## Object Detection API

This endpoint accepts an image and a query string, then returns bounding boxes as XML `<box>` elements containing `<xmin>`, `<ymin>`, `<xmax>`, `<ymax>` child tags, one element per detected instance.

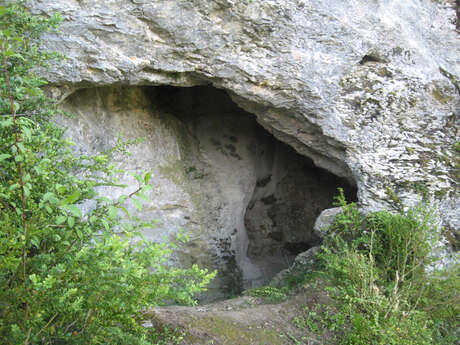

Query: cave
<box><xmin>148</xmin><ymin>85</ymin><xmax>357</xmax><ymax>291</ymax></box>
<box><xmin>62</xmin><ymin>84</ymin><xmax>357</xmax><ymax>298</ymax></box>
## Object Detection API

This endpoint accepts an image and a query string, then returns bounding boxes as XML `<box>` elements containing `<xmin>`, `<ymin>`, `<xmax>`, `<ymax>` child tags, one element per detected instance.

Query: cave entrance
<box><xmin>148</xmin><ymin>85</ymin><xmax>357</xmax><ymax>293</ymax></box>
<box><xmin>243</xmin><ymin>140</ymin><xmax>357</xmax><ymax>288</ymax></box>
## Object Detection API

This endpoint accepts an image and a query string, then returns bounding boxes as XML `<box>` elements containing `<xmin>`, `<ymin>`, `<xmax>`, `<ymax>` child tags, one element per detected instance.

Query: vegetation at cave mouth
<box><xmin>0</xmin><ymin>2</ymin><xmax>214</xmax><ymax>344</ymax></box>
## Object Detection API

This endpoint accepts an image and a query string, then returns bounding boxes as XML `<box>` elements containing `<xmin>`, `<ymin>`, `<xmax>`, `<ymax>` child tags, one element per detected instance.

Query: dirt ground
<box><xmin>146</xmin><ymin>281</ymin><xmax>335</xmax><ymax>345</ymax></box>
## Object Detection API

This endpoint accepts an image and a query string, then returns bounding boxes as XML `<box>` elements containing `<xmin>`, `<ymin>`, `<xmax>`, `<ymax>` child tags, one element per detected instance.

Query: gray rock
<box><xmin>291</xmin><ymin>246</ymin><xmax>321</xmax><ymax>269</ymax></box>
<box><xmin>313</xmin><ymin>207</ymin><xmax>344</xmax><ymax>240</ymax></box>
<box><xmin>270</xmin><ymin>246</ymin><xmax>321</xmax><ymax>287</ymax></box>
<box><xmin>26</xmin><ymin>0</ymin><xmax>460</xmax><ymax>297</ymax></box>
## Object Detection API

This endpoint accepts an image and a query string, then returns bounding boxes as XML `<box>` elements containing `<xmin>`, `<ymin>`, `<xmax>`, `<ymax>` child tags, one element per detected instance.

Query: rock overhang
<box><xmin>29</xmin><ymin>0</ymin><xmax>459</xmax><ymax>274</ymax></box>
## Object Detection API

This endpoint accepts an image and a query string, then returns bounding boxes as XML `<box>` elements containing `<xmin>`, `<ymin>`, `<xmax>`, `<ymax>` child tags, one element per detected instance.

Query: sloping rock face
<box><xmin>29</xmin><ymin>0</ymin><xmax>459</xmax><ymax>297</ymax></box>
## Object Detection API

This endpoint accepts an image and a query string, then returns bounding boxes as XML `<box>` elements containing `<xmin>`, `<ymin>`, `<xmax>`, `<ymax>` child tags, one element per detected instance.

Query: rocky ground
<box><xmin>148</xmin><ymin>280</ymin><xmax>334</xmax><ymax>345</ymax></box>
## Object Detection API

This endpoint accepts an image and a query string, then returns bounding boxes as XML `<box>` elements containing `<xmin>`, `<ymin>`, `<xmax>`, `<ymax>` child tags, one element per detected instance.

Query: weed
<box><xmin>246</xmin><ymin>286</ymin><xmax>288</xmax><ymax>304</ymax></box>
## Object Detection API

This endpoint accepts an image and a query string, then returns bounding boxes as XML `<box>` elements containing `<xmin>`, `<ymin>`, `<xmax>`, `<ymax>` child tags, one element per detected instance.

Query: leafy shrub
<box><xmin>246</xmin><ymin>286</ymin><xmax>288</xmax><ymax>304</ymax></box>
<box><xmin>0</xmin><ymin>2</ymin><xmax>215</xmax><ymax>344</ymax></box>
<box><xmin>309</xmin><ymin>189</ymin><xmax>460</xmax><ymax>344</ymax></box>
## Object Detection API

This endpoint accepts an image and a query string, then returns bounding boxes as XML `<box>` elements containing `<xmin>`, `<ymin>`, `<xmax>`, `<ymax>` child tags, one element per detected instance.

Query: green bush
<box><xmin>0</xmin><ymin>2</ymin><xmax>215</xmax><ymax>344</ymax></box>
<box><xmin>246</xmin><ymin>286</ymin><xmax>288</xmax><ymax>304</ymax></box>
<box><xmin>309</xmin><ymin>189</ymin><xmax>460</xmax><ymax>344</ymax></box>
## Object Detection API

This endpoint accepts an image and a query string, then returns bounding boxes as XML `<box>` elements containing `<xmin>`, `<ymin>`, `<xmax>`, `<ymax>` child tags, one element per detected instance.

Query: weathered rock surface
<box><xmin>148</xmin><ymin>279</ymin><xmax>335</xmax><ymax>345</ymax></box>
<box><xmin>60</xmin><ymin>85</ymin><xmax>355</xmax><ymax>298</ymax></box>
<box><xmin>27</xmin><ymin>0</ymin><xmax>460</xmax><ymax>296</ymax></box>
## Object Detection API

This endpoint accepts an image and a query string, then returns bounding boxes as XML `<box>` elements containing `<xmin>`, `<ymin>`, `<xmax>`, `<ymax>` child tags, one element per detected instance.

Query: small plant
<box><xmin>455</xmin><ymin>141</ymin><xmax>460</xmax><ymax>153</ymax></box>
<box><xmin>299</xmin><ymin>189</ymin><xmax>459</xmax><ymax>344</ymax></box>
<box><xmin>246</xmin><ymin>286</ymin><xmax>288</xmax><ymax>303</ymax></box>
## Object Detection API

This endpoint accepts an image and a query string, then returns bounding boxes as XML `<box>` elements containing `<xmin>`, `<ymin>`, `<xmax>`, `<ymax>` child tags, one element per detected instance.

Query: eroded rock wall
<box><xmin>28</xmin><ymin>0</ymin><xmax>459</xmax><ymax>294</ymax></box>
<box><xmin>36</xmin><ymin>0</ymin><xmax>458</xmax><ymax>209</ymax></box>
<box><xmin>60</xmin><ymin>85</ymin><xmax>357</xmax><ymax>297</ymax></box>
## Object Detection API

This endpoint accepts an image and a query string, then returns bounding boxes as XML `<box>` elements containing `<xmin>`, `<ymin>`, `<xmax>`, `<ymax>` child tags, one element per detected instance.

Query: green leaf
<box><xmin>65</xmin><ymin>190</ymin><xmax>80</xmax><ymax>204</ymax></box>
<box><xmin>108</xmin><ymin>206</ymin><xmax>118</xmax><ymax>219</ymax></box>
<box><xmin>142</xmin><ymin>184</ymin><xmax>153</xmax><ymax>191</ymax></box>
<box><xmin>42</xmin><ymin>192</ymin><xmax>59</xmax><ymax>205</ymax></box>
<box><xmin>0</xmin><ymin>117</ymin><xmax>13</xmax><ymax>127</ymax></box>
<box><xmin>0</xmin><ymin>6</ymin><xmax>7</xmax><ymax>17</ymax></box>
<box><xmin>25</xmin><ymin>87</ymin><xmax>37</xmax><ymax>96</ymax></box>
<box><xmin>24</xmin><ymin>185</ymin><xmax>30</xmax><ymax>197</ymax></box>
<box><xmin>30</xmin><ymin>237</ymin><xmax>39</xmax><ymax>248</ymax></box>
<box><xmin>56</xmin><ymin>216</ymin><xmax>66</xmax><ymax>225</ymax></box>
<box><xmin>17</xmin><ymin>142</ymin><xmax>25</xmax><ymax>153</ymax></box>
<box><xmin>29</xmin><ymin>274</ymin><xmax>38</xmax><ymax>284</ymax></box>
<box><xmin>101</xmin><ymin>218</ymin><xmax>110</xmax><ymax>231</ymax></box>
<box><xmin>119</xmin><ymin>206</ymin><xmax>130</xmax><ymax>217</ymax></box>
<box><xmin>0</xmin><ymin>153</ymin><xmax>11</xmax><ymax>162</ymax></box>
<box><xmin>10</xmin><ymin>53</ymin><xmax>25</xmax><ymax>61</ymax></box>
<box><xmin>144</xmin><ymin>172</ymin><xmax>152</xmax><ymax>184</ymax></box>
<box><xmin>42</xmin><ymin>192</ymin><xmax>54</xmax><ymax>201</ymax></box>
<box><xmin>121</xmin><ymin>222</ymin><xmax>133</xmax><ymax>232</ymax></box>
<box><xmin>131</xmin><ymin>172</ymin><xmax>143</xmax><ymax>184</ymax></box>
<box><xmin>65</xmin><ymin>205</ymin><xmax>82</xmax><ymax>218</ymax></box>
<box><xmin>9</xmin><ymin>183</ymin><xmax>20</xmax><ymax>191</ymax></box>
<box><xmin>133</xmin><ymin>198</ymin><xmax>142</xmax><ymax>212</ymax></box>
<box><xmin>67</xmin><ymin>216</ymin><xmax>75</xmax><ymax>227</ymax></box>
<box><xmin>97</xmin><ymin>196</ymin><xmax>111</xmax><ymax>203</ymax></box>
<box><xmin>56</xmin><ymin>184</ymin><xmax>66</xmax><ymax>194</ymax></box>
<box><xmin>117</xmin><ymin>195</ymin><xmax>128</xmax><ymax>204</ymax></box>
<box><xmin>137</xmin><ymin>192</ymin><xmax>150</xmax><ymax>202</ymax></box>
<box><xmin>22</xmin><ymin>126</ymin><xmax>32</xmax><ymax>139</ymax></box>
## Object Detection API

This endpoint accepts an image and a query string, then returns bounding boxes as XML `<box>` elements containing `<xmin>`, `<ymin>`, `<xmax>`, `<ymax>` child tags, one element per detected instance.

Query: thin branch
<box><xmin>24</xmin><ymin>328</ymin><xmax>32</xmax><ymax>345</ymax></box>
<box><xmin>49</xmin><ymin>235</ymin><xmax>80</xmax><ymax>268</ymax></box>
<box><xmin>81</xmin><ymin>309</ymin><xmax>92</xmax><ymax>334</ymax></box>
<box><xmin>112</xmin><ymin>184</ymin><xmax>143</xmax><ymax>207</ymax></box>
<box><xmin>0</xmin><ymin>113</ymin><xmax>31</xmax><ymax>117</ymax></box>
<box><xmin>35</xmin><ymin>313</ymin><xmax>58</xmax><ymax>338</ymax></box>
<box><xmin>63</xmin><ymin>320</ymin><xmax>77</xmax><ymax>334</ymax></box>
<box><xmin>2</xmin><ymin>38</ymin><xmax>29</xmax><ymax>319</ymax></box>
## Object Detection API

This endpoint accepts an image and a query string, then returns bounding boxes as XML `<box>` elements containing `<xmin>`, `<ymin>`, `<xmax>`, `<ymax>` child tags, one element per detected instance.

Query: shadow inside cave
<box><xmin>148</xmin><ymin>85</ymin><xmax>357</xmax><ymax>292</ymax></box>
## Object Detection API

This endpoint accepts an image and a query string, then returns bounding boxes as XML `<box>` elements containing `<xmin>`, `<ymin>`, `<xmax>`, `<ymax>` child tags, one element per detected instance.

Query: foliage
<box><xmin>0</xmin><ymin>2</ymin><xmax>215</xmax><ymax>344</ymax></box>
<box><xmin>293</xmin><ymin>303</ymin><xmax>345</xmax><ymax>340</ymax></box>
<box><xmin>297</xmin><ymin>188</ymin><xmax>460</xmax><ymax>344</ymax></box>
<box><xmin>246</xmin><ymin>286</ymin><xmax>288</xmax><ymax>304</ymax></box>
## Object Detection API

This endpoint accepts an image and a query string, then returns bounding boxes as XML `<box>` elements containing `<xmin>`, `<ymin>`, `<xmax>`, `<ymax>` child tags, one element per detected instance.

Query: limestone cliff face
<box><xmin>28</xmin><ymin>0</ymin><xmax>459</xmax><ymax>298</ymax></box>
